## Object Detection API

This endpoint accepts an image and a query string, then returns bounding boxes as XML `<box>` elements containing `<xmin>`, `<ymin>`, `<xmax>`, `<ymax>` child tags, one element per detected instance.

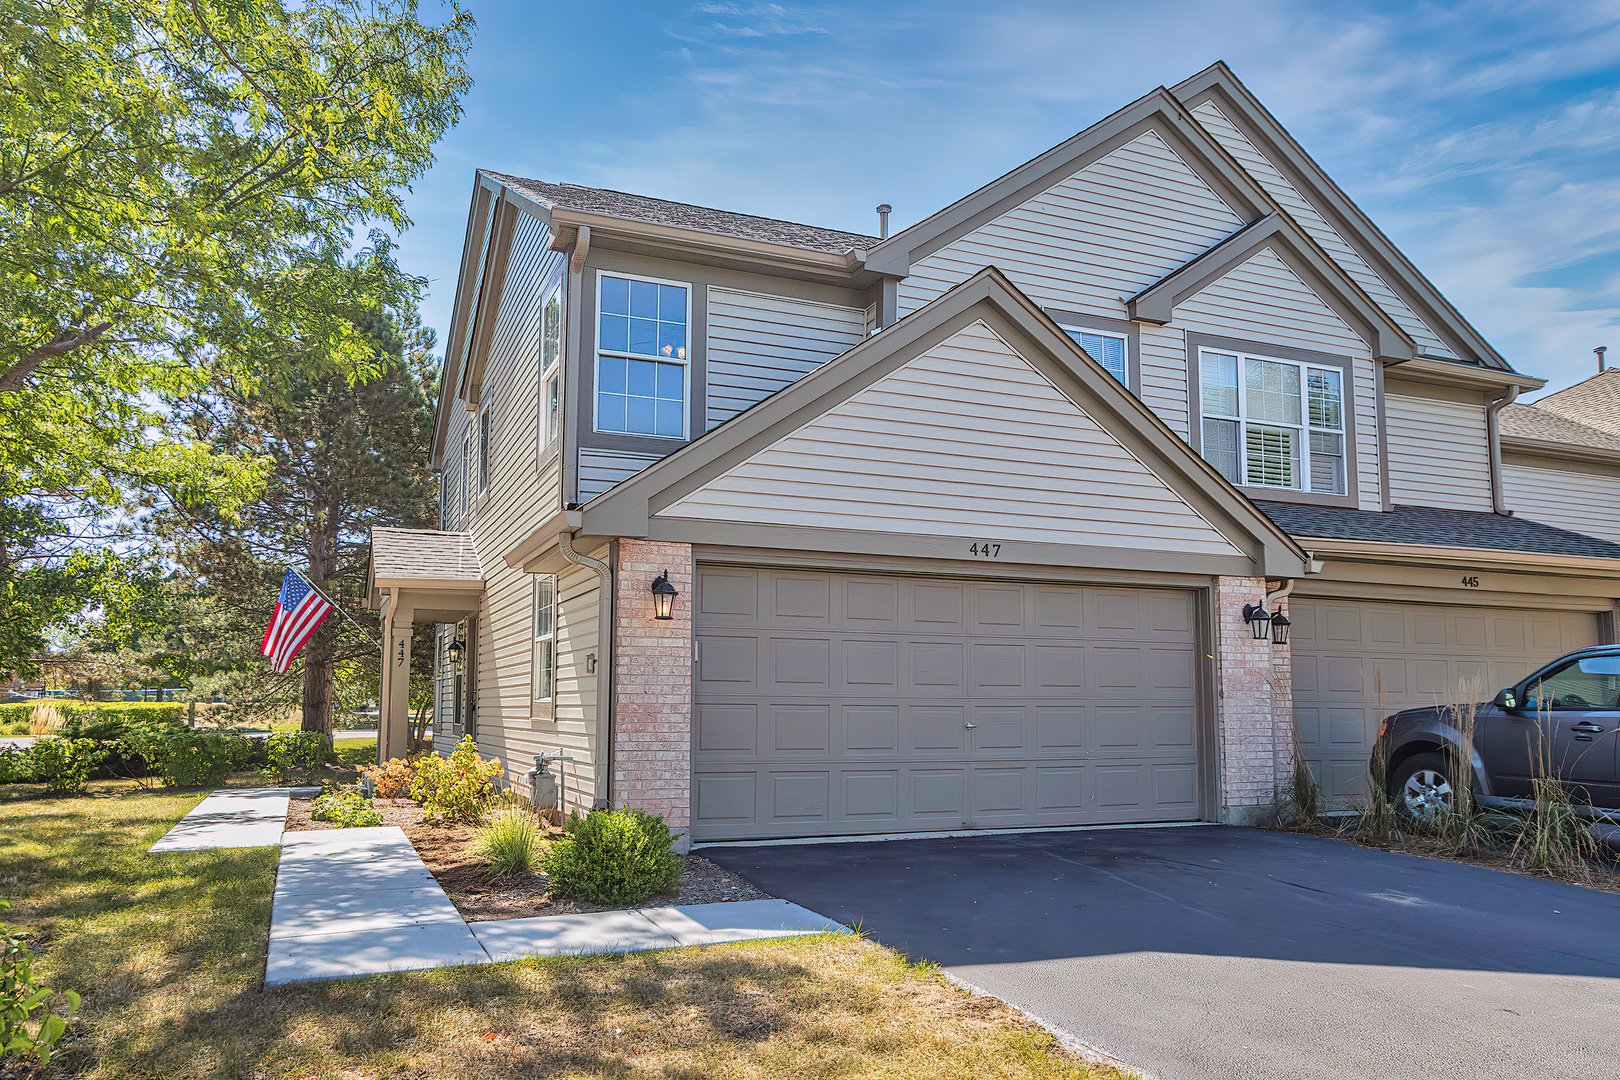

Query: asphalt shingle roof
<box><xmin>489</xmin><ymin>173</ymin><xmax>881</xmax><ymax>256</ymax></box>
<box><xmin>371</xmin><ymin>528</ymin><xmax>483</xmax><ymax>583</ymax></box>
<box><xmin>1255</xmin><ymin>502</ymin><xmax>1620</xmax><ymax>560</ymax></box>
<box><xmin>1531</xmin><ymin>368</ymin><xmax>1620</xmax><ymax>437</ymax></box>
<box><xmin>1499</xmin><ymin>403</ymin><xmax>1620</xmax><ymax>453</ymax></box>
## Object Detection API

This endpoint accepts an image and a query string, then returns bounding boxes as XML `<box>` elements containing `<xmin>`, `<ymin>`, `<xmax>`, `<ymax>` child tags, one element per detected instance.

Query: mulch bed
<box><xmin>285</xmin><ymin>796</ymin><xmax>771</xmax><ymax>921</ymax></box>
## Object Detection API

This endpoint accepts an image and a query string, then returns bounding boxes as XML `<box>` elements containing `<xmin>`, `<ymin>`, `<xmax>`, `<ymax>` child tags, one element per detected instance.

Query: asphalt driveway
<box><xmin>704</xmin><ymin>825</ymin><xmax>1620</xmax><ymax>1080</ymax></box>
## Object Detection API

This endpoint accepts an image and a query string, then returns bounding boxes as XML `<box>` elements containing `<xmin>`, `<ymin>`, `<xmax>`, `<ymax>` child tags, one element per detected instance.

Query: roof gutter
<box><xmin>1500</xmin><ymin>434</ymin><xmax>1620</xmax><ymax>468</ymax></box>
<box><xmin>1294</xmin><ymin>536</ymin><xmax>1620</xmax><ymax>577</ymax></box>
<box><xmin>1486</xmin><ymin>384</ymin><xmax>1519</xmax><ymax>517</ymax></box>
<box><xmin>558</xmin><ymin>532</ymin><xmax>614</xmax><ymax>809</ymax></box>
<box><xmin>545</xmin><ymin>207</ymin><xmax>865</xmax><ymax>277</ymax></box>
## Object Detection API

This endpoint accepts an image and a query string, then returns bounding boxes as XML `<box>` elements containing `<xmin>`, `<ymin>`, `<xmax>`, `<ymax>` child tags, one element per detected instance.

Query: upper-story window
<box><xmin>595</xmin><ymin>273</ymin><xmax>688</xmax><ymax>439</ymax></box>
<box><xmin>539</xmin><ymin>274</ymin><xmax>563</xmax><ymax>450</ymax></box>
<box><xmin>1062</xmin><ymin>326</ymin><xmax>1128</xmax><ymax>385</ymax></box>
<box><xmin>461</xmin><ymin>429</ymin><xmax>474</xmax><ymax>519</ymax></box>
<box><xmin>1199</xmin><ymin>347</ymin><xmax>1345</xmax><ymax>495</ymax></box>
<box><xmin>478</xmin><ymin>403</ymin><xmax>492</xmax><ymax>493</ymax></box>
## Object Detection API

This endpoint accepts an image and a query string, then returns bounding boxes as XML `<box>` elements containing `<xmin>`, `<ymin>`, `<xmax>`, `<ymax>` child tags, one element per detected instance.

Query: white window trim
<box><xmin>1061</xmin><ymin>324</ymin><xmax>1129</xmax><ymax>385</ymax></box>
<box><xmin>1197</xmin><ymin>346</ymin><xmax>1346</xmax><ymax>496</ymax></box>
<box><xmin>538</xmin><ymin>275</ymin><xmax>564</xmax><ymax>456</ymax></box>
<box><xmin>593</xmin><ymin>271</ymin><xmax>692</xmax><ymax>441</ymax></box>
<box><xmin>531</xmin><ymin>574</ymin><xmax>556</xmax><ymax>706</ymax></box>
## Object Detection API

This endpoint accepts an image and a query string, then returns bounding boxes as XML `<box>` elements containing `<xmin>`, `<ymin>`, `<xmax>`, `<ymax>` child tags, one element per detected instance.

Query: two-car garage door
<box><xmin>1291</xmin><ymin>597</ymin><xmax>1602</xmax><ymax>803</ymax></box>
<box><xmin>691</xmin><ymin>566</ymin><xmax>1204</xmax><ymax>842</ymax></box>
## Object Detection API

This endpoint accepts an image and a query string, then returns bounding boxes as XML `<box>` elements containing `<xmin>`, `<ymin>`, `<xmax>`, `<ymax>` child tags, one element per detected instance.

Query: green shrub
<box><xmin>537</xmin><ymin>807</ymin><xmax>684</xmax><ymax>905</ymax></box>
<box><xmin>153</xmin><ymin>732</ymin><xmax>251</xmax><ymax>788</ymax></box>
<box><xmin>410</xmin><ymin>736</ymin><xmax>502</xmax><ymax>823</ymax></box>
<box><xmin>0</xmin><ymin>701</ymin><xmax>189</xmax><ymax>733</ymax></box>
<box><xmin>0</xmin><ymin>747</ymin><xmax>38</xmax><ymax>785</ymax></box>
<box><xmin>362</xmin><ymin>757</ymin><xmax>418</xmax><ymax>798</ymax></box>
<box><xmin>310</xmin><ymin>788</ymin><xmax>382</xmax><ymax>828</ymax></box>
<box><xmin>29</xmin><ymin>738</ymin><xmax>107</xmax><ymax>794</ymax></box>
<box><xmin>263</xmin><ymin>731</ymin><xmax>330</xmax><ymax>781</ymax></box>
<box><xmin>472</xmin><ymin>807</ymin><xmax>543</xmax><ymax>876</ymax></box>
<box><xmin>2</xmin><ymin>900</ymin><xmax>79</xmax><ymax>1067</ymax></box>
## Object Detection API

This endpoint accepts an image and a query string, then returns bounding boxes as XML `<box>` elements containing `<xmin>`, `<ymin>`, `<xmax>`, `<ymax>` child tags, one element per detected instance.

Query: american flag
<box><xmin>260</xmin><ymin>569</ymin><xmax>333</xmax><ymax>673</ymax></box>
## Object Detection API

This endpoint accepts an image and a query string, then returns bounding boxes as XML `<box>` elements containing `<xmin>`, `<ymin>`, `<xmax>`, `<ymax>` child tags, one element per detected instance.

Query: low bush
<box><xmin>0</xmin><ymin>701</ymin><xmax>190</xmax><ymax>732</ymax></box>
<box><xmin>472</xmin><ymin>806</ymin><xmax>543</xmax><ymax>876</ymax></box>
<box><xmin>263</xmin><ymin>731</ymin><xmax>330</xmax><ymax>781</ymax></box>
<box><xmin>29</xmin><ymin>738</ymin><xmax>107</xmax><ymax>794</ymax></box>
<box><xmin>411</xmin><ymin>736</ymin><xmax>502</xmax><ymax>823</ymax></box>
<box><xmin>310</xmin><ymin>788</ymin><xmax>382</xmax><ymax>828</ymax></box>
<box><xmin>537</xmin><ymin>807</ymin><xmax>684</xmax><ymax>905</ymax></box>
<box><xmin>1</xmin><ymin>900</ymin><xmax>80</xmax><ymax>1068</ymax></box>
<box><xmin>0</xmin><ymin>747</ymin><xmax>38</xmax><ymax>785</ymax></box>
<box><xmin>153</xmin><ymin>732</ymin><xmax>252</xmax><ymax>788</ymax></box>
<box><xmin>362</xmin><ymin>757</ymin><xmax>418</xmax><ymax>799</ymax></box>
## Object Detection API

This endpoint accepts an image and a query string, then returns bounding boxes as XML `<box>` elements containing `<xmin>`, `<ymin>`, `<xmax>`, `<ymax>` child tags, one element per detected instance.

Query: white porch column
<box><xmin>378</xmin><ymin>596</ymin><xmax>414</xmax><ymax>763</ymax></box>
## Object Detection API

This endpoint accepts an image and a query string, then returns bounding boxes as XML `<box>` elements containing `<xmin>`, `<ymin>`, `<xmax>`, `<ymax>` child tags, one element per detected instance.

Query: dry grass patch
<box><xmin>0</xmin><ymin>782</ymin><xmax>1127</xmax><ymax>1079</ymax></box>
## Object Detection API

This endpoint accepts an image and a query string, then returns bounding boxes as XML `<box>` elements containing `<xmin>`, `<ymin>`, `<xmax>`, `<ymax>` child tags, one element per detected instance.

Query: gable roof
<box><xmin>1171</xmin><ymin>63</ymin><xmax>1513</xmax><ymax>373</ymax></box>
<box><xmin>1257</xmin><ymin>502</ymin><xmax>1620</xmax><ymax>561</ymax></box>
<box><xmin>488</xmin><ymin>173</ymin><xmax>879</xmax><ymax>256</ymax></box>
<box><xmin>370</xmin><ymin>527</ymin><xmax>483</xmax><ymax>587</ymax></box>
<box><xmin>862</xmin><ymin>87</ymin><xmax>1274</xmax><ymax>276</ymax></box>
<box><xmin>1528</xmin><ymin>368</ymin><xmax>1620</xmax><ymax>436</ymax></box>
<box><xmin>1500</xmin><ymin>402</ymin><xmax>1620</xmax><ymax>455</ymax></box>
<box><xmin>578</xmin><ymin>266</ymin><xmax>1309</xmax><ymax>578</ymax></box>
<box><xmin>1128</xmin><ymin>212</ymin><xmax>1413</xmax><ymax>360</ymax></box>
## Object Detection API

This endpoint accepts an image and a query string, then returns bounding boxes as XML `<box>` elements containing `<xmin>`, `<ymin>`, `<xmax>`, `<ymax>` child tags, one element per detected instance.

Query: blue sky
<box><xmin>397</xmin><ymin>0</ymin><xmax>1620</xmax><ymax>395</ymax></box>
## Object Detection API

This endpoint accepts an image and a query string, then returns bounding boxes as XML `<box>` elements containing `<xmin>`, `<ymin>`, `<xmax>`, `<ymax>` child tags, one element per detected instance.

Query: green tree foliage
<box><xmin>0</xmin><ymin>0</ymin><xmax>473</xmax><ymax>679</ymax></box>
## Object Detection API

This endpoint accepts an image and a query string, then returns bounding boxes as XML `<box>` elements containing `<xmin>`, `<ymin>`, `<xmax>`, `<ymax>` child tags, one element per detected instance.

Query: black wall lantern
<box><xmin>650</xmin><ymin>570</ymin><xmax>678</xmax><ymax>620</ymax></box>
<box><xmin>447</xmin><ymin>638</ymin><xmax>466</xmax><ymax>670</ymax></box>
<box><xmin>1242</xmin><ymin>603</ymin><xmax>1272</xmax><ymax>641</ymax></box>
<box><xmin>1268</xmin><ymin>610</ymin><xmax>1292</xmax><ymax>646</ymax></box>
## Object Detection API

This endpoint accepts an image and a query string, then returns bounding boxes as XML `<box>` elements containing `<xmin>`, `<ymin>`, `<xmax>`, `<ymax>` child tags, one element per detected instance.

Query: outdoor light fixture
<box><xmin>1242</xmin><ymin>603</ymin><xmax>1272</xmax><ymax>641</ymax></box>
<box><xmin>1269</xmin><ymin>610</ymin><xmax>1292</xmax><ymax>646</ymax></box>
<box><xmin>447</xmin><ymin>638</ymin><xmax>465</xmax><ymax>669</ymax></box>
<box><xmin>650</xmin><ymin>571</ymin><xmax>678</xmax><ymax>620</ymax></box>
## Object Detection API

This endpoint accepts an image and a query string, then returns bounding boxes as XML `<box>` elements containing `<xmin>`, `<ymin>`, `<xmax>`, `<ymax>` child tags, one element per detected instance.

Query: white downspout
<box><xmin>1486</xmin><ymin>385</ymin><xmax>1520</xmax><ymax>516</ymax></box>
<box><xmin>559</xmin><ymin>531</ymin><xmax>613</xmax><ymax>807</ymax></box>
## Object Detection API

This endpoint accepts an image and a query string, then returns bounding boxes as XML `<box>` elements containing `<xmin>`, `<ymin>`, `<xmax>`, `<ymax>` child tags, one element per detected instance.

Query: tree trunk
<box><xmin>300</xmin><ymin>619</ymin><xmax>335</xmax><ymax>734</ymax></box>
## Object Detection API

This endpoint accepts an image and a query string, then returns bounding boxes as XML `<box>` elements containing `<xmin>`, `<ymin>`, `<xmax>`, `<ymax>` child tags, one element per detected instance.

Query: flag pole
<box><xmin>285</xmin><ymin>564</ymin><xmax>382</xmax><ymax>648</ymax></box>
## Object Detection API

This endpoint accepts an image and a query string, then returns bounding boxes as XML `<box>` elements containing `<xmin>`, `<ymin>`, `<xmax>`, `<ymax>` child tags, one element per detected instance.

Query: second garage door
<box><xmin>691</xmin><ymin>566</ymin><xmax>1204</xmax><ymax>841</ymax></box>
<box><xmin>1291</xmin><ymin>597</ymin><xmax>1602</xmax><ymax>803</ymax></box>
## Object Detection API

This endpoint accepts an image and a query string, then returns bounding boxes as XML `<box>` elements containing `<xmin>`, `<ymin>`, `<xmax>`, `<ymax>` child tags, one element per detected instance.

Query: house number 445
<box><xmin>970</xmin><ymin>542</ymin><xmax>1002</xmax><ymax>558</ymax></box>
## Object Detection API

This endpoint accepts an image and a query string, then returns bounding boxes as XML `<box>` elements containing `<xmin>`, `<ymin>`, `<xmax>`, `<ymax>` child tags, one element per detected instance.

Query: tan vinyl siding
<box><xmin>665</xmin><ymin>319</ymin><xmax>1244</xmax><ymax>556</ymax></box>
<box><xmin>433</xmin><ymin>211</ymin><xmax>586</xmax><ymax>792</ymax></box>
<box><xmin>1503</xmin><ymin>460</ymin><xmax>1620</xmax><ymax>544</ymax></box>
<box><xmin>705</xmin><ymin>287</ymin><xmax>866</xmax><ymax>429</ymax></box>
<box><xmin>580</xmin><ymin>447</ymin><xmax>664</xmax><ymax>501</ymax></box>
<box><xmin>545</xmin><ymin>559</ymin><xmax>601</xmax><ymax>813</ymax></box>
<box><xmin>1383</xmin><ymin>383</ymin><xmax>1493</xmax><ymax>511</ymax></box>
<box><xmin>1138</xmin><ymin>323</ymin><xmax>1191</xmax><ymax>439</ymax></box>
<box><xmin>1190</xmin><ymin>100</ymin><xmax>1457</xmax><ymax>360</ymax></box>
<box><xmin>899</xmin><ymin>130</ymin><xmax>1245</xmax><ymax>319</ymax></box>
<box><xmin>1352</xmin><ymin>358</ymin><xmax>1382</xmax><ymax>511</ymax></box>
<box><xmin>1171</xmin><ymin>248</ymin><xmax>1369</xmax><ymax>357</ymax></box>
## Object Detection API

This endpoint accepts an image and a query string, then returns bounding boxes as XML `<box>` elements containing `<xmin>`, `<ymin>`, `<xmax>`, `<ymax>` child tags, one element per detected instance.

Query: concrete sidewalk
<box><xmin>148</xmin><ymin>787</ymin><xmax>318</xmax><ymax>853</ymax></box>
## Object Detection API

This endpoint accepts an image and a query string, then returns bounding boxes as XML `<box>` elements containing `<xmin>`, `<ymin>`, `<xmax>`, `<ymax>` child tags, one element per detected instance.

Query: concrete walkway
<box><xmin>265</xmin><ymin>824</ymin><xmax>844</xmax><ymax>986</ymax></box>
<box><xmin>148</xmin><ymin>787</ymin><xmax>317</xmax><ymax>853</ymax></box>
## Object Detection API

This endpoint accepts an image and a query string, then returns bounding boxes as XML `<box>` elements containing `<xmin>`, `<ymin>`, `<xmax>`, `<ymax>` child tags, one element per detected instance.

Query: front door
<box><xmin>1521</xmin><ymin>653</ymin><xmax>1620</xmax><ymax>807</ymax></box>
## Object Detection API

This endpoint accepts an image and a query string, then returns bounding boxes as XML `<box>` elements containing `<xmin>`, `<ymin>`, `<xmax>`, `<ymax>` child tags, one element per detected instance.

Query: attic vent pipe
<box><xmin>1598</xmin><ymin>345</ymin><xmax>1609</xmax><ymax>373</ymax></box>
<box><xmin>876</xmin><ymin>204</ymin><xmax>892</xmax><ymax>240</ymax></box>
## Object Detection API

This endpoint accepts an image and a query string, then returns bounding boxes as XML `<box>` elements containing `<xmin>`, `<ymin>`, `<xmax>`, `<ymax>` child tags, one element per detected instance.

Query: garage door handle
<box><xmin>1572</xmin><ymin>722</ymin><xmax>1606</xmax><ymax>734</ymax></box>
<box><xmin>964</xmin><ymin>723</ymin><xmax>977</xmax><ymax>729</ymax></box>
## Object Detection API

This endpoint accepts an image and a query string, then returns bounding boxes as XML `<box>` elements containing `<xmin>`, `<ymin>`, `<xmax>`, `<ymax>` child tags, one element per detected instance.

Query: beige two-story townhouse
<box><xmin>368</xmin><ymin>62</ymin><xmax>1620</xmax><ymax>848</ymax></box>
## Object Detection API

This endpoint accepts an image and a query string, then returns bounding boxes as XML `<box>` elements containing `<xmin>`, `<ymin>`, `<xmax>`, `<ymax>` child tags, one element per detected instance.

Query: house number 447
<box><xmin>970</xmin><ymin>542</ymin><xmax>1002</xmax><ymax>558</ymax></box>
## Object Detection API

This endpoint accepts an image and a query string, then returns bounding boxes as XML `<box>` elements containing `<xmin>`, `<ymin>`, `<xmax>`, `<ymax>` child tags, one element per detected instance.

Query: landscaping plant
<box><xmin>1359</xmin><ymin>673</ymin><xmax>1398</xmax><ymax>842</ymax></box>
<box><xmin>538</xmin><ymin>807</ymin><xmax>683</xmax><ymax>905</ymax></box>
<box><xmin>410</xmin><ymin>736</ymin><xmax>502</xmax><ymax>823</ymax></box>
<box><xmin>472</xmin><ymin>805</ymin><xmax>543</xmax><ymax>876</ymax></box>
<box><xmin>1511</xmin><ymin>700</ymin><xmax>1602</xmax><ymax>879</ymax></box>
<box><xmin>310</xmin><ymin>788</ymin><xmax>382</xmax><ymax>828</ymax></box>
<box><xmin>263</xmin><ymin>731</ymin><xmax>331</xmax><ymax>782</ymax></box>
<box><xmin>29</xmin><ymin>737</ymin><xmax>106</xmax><ymax>794</ymax></box>
<box><xmin>27</xmin><ymin>702</ymin><xmax>65</xmax><ymax>738</ymax></box>
<box><xmin>1</xmin><ymin>901</ymin><xmax>79</xmax><ymax>1068</ymax></box>
<box><xmin>1432</xmin><ymin>683</ymin><xmax>1491</xmax><ymax>855</ymax></box>
<box><xmin>153</xmin><ymin>732</ymin><xmax>252</xmax><ymax>788</ymax></box>
<box><xmin>362</xmin><ymin>756</ymin><xmax>418</xmax><ymax>799</ymax></box>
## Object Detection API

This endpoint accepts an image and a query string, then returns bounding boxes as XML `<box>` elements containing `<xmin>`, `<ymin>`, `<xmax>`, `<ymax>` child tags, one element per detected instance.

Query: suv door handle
<box><xmin>964</xmin><ymin>723</ymin><xmax>977</xmax><ymax>729</ymax></box>
<box><xmin>1571</xmin><ymin>722</ymin><xmax>1606</xmax><ymax>734</ymax></box>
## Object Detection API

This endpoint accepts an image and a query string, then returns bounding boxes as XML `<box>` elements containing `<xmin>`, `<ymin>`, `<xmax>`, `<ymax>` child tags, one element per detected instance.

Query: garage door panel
<box><xmin>693</xmin><ymin>566</ymin><xmax>1203</xmax><ymax>840</ymax></box>
<box><xmin>1292</xmin><ymin>597</ymin><xmax>1602</xmax><ymax>806</ymax></box>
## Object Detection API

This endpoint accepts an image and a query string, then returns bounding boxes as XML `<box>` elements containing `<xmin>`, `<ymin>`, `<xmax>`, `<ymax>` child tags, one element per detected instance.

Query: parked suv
<box><xmin>1379</xmin><ymin>644</ymin><xmax>1620</xmax><ymax>819</ymax></box>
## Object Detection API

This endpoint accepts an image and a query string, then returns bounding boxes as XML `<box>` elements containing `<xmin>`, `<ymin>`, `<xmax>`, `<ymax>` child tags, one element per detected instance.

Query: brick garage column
<box><xmin>612</xmin><ymin>540</ymin><xmax>695</xmax><ymax>850</ymax></box>
<box><xmin>1213</xmin><ymin>576</ymin><xmax>1293</xmax><ymax>824</ymax></box>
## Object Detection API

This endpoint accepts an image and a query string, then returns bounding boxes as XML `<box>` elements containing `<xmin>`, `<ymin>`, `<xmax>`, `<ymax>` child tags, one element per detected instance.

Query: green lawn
<box><xmin>0</xmin><ymin>781</ymin><xmax>1121</xmax><ymax>1080</ymax></box>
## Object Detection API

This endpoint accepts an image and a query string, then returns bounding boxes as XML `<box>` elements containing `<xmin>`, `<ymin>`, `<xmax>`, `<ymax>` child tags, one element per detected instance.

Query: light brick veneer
<box><xmin>1214</xmin><ymin>575</ymin><xmax>1293</xmax><ymax>823</ymax></box>
<box><xmin>612</xmin><ymin>539</ymin><xmax>695</xmax><ymax>850</ymax></box>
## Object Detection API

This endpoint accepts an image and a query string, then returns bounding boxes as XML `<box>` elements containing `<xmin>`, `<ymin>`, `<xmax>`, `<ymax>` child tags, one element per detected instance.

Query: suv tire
<box><xmin>1389</xmin><ymin>751</ymin><xmax>1455</xmax><ymax>822</ymax></box>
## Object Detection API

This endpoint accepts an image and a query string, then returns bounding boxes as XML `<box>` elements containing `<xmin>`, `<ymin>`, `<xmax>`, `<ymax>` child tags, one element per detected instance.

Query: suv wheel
<box><xmin>1390</xmin><ymin>752</ymin><xmax>1454</xmax><ymax>821</ymax></box>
